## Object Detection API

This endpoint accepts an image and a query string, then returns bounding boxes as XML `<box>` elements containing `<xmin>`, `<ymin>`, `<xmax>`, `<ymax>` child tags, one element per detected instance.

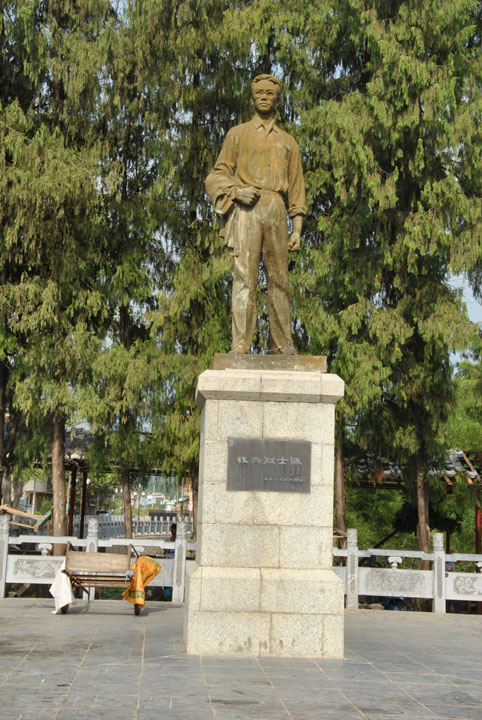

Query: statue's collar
<box><xmin>252</xmin><ymin>114</ymin><xmax>278</xmax><ymax>135</ymax></box>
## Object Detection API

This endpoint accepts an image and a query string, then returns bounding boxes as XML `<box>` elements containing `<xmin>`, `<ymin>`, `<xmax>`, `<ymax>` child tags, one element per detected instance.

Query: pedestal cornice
<box><xmin>195</xmin><ymin>368</ymin><xmax>344</xmax><ymax>408</ymax></box>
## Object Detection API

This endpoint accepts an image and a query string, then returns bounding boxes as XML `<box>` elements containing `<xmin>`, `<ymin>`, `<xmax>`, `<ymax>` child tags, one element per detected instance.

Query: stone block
<box><xmin>184</xmin><ymin>562</ymin><xmax>202</xmax><ymax>612</ymax></box>
<box><xmin>197</xmin><ymin>482</ymin><xmax>213</xmax><ymax>525</ymax></box>
<box><xmin>195</xmin><ymin>515</ymin><xmax>206</xmax><ymax>561</ymax></box>
<box><xmin>198</xmin><ymin>566</ymin><xmax>261</xmax><ymax>612</ymax></box>
<box><xmin>309</xmin><ymin>443</ymin><xmax>335</xmax><ymax>488</ymax></box>
<box><xmin>198</xmin><ymin>440</ymin><xmax>205</xmax><ymax>487</ymax></box>
<box><xmin>319</xmin><ymin>483</ymin><xmax>335</xmax><ymax>525</ymax></box>
<box><xmin>253</xmin><ymin>485</ymin><xmax>334</xmax><ymax>527</ymax></box>
<box><xmin>217</xmin><ymin>399</ymin><xmax>264</xmax><ymax>440</ymax></box>
<box><xmin>309</xmin><ymin>442</ymin><xmax>323</xmax><ymax>487</ymax></box>
<box><xmin>197</xmin><ymin>523</ymin><xmax>280</xmax><ymax>568</ymax></box>
<box><xmin>201</xmin><ymin>440</ymin><xmax>227</xmax><ymax>484</ymax></box>
<box><xmin>263</xmin><ymin>401</ymin><xmax>335</xmax><ymax>444</ymax></box>
<box><xmin>320</xmin><ymin>373</ymin><xmax>345</xmax><ymax>403</ymax></box>
<box><xmin>213</xmin><ymin>353</ymin><xmax>327</xmax><ymax>373</ymax></box>
<box><xmin>185</xmin><ymin>610</ymin><xmax>271</xmax><ymax>655</ymax></box>
<box><xmin>260</xmin><ymin>569</ymin><xmax>344</xmax><ymax>615</ymax></box>
<box><xmin>322</xmin><ymin>614</ymin><xmax>344</xmax><ymax>658</ymax></box>
<box><xmin>199</xmin><ymin>483</ymin><xmax>254</xmax><ymax>525</ymax></box>
<box><xmin>200</xmin><ymin>400</ymin><xmax>219</xmax><ymax>441</ymax></box>
<box><xmin>320</xmin><ymin>443</ymin><xmax>336</xmax><ymax>485</ymax></box>
<box><xmin>196</xmin><ymin>370</ymin><xmax>261</xmax><ymax>407</ymax></box>
<box><xmin>279</xmin><ymin>526</ymin><xmax>334</xmax><ymax>569</ymax></box>
<box><xmin>269</xmin><ymin>613</ymin><xmax>323</xmax><ymax>657</ymax></box>
<box><xmin>259</xmin><ymin>371</ymin><xmax>322</xmax><ymax>403</ymax></box>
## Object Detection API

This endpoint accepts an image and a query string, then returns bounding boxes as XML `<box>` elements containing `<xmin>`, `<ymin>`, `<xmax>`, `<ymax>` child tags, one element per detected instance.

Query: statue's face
<box><xmin>251</xmin><ymin>80</ymin><xmax>280</xmax><ymax>115</ymax></box>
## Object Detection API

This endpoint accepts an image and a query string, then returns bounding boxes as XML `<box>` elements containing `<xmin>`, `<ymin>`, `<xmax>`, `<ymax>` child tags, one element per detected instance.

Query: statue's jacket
<box><xmin>205</xmin><ymin>114</ymin><xmax>306</xmax><ymax>255</ymax></box>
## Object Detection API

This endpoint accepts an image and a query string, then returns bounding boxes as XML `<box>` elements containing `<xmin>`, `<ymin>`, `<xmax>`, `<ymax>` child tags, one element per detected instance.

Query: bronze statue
<box><xmin>205</xmin><ymin>75</ymin><xmax>306</xmax><ymax>354</ymax></box>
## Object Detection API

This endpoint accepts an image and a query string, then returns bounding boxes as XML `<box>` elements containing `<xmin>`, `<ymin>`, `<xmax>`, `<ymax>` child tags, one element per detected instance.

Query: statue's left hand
<box><xmin>288</xmin><ymin>231</ymin><xmax>301</xmax><ymax>252</ymax></box>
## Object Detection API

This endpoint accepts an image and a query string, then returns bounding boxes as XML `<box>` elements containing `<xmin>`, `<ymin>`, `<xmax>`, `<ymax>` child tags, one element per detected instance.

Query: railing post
<box><xmin>432</xmin><ymin>532</ymin><xmax>446</xmax><ymax>613</ymax></box>
<box><xmin>0</xmin><ymin>514</ymin><xmax>10</xmax><ymax>598</ymax></box>
<box><xmin>346</xmin><ymin>528</ymin><xmax>359</xmax><ymax>609</ymax></box>
<box><xmin>86</xmin><ymin>517</ymin><xmax>99</xmax><ymax>602</ymax></box>
<box><xmin>172</xmin><ymin>519</ymin><xmax>187</xmax><ymax>603</ymax></box>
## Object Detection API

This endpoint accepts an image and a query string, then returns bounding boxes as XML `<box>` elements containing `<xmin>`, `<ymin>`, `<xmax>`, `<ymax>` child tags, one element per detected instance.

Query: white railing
<box><xmin>334</xmin><ymin>529</ymin><xmax>482</xmax><ymax>612</ymax></box>
<box><xmin>2</xmin><ymin>518</ymin><xmax>481</xmax><ymax>613</ymax></box>
<box><xmin>72</xmin><ymin>515</ymin><xmax>193</xmax><ymax>539</ymax></box>
<box><xmin>0</xmin><ymin>515</ymin><xmax>195</xmax><ymax>603</ymax></box>
<box><xmin>131</xmin><ymin>516</ymin><xmax>194</xmax><ymax>536</ymax></box>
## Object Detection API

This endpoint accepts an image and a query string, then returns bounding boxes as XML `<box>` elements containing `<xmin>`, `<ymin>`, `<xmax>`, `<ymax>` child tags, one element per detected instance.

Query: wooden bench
<box><xmin>62</xmin><ymin>543</ymin><xmax>140</xmax><ymax>614</ymax></box>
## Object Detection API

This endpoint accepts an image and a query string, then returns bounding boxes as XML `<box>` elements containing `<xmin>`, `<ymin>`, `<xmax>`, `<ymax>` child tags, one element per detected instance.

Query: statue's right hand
<box><xmin>234</xmin><ymin>187</ymin><xmax>260</xmax><ymax>207</ymax></box>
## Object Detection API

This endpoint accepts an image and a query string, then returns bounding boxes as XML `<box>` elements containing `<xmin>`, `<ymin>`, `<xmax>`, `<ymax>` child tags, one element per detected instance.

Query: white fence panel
<box><xmin>333</xmin><ymin>566</ymin><xmax>345</xmax><ymax>587</ymax></box>
<box><xmin>446</xmin><ymin>572</ymin><xmax>482</xmax><ymax>601</ymax></box>
<box><xmin>7</xmin><ymin>555</ymin><xmax>64</xmax><ymax>585</ymax></box>
<box><xmin>360</xmin><ymin>567</ymin><xmax>432</xmax><ymax>599</ymax></box>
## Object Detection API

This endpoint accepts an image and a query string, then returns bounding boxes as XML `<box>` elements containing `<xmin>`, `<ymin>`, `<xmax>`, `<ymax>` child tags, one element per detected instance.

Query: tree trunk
<box><xmin>11</xmin><ymin>472</ymin><xmax>22</xmax><ymax>509</ymax></box>
<box><xmin>334</xmin><ymin>422</ymin><xmax>347</xmax><ymax>548</ymax></box>
<box><xmin>2</xmin><ymin>472</ymin><xmax>12</xmax><ymax>506</ymax></box>
<box><xmin>52</xmin><ymin>408</ymin><xmax>67</xmax><ymax>554</ymax></box>
<box><xmin>68</xmin><ymin>465</ymin><xmax>77</xmax><ymax>536</ymax></box>
<box><xmin>415</xmin><ymin>455</ymin><xmax>431</xmax><ymax>569</ymax></box>
<box><xmin>119</xmin><ymin>304</ymin><xmax>134</xmax><ymax>538</ymax></box>
<box><xmin>79</xmin><ymin>470</ymin><xmax>88</xmax><ymax>539</ymax></box>
<box><xmin>122</xmin><ymin>468</ymin><xmax>132</xmax><ymax>538</ymax></box>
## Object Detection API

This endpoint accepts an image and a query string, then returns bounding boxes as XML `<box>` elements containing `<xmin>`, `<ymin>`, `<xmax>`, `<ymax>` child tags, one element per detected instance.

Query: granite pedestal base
<box><xmin>184</xmin><ymin>356</ymin><xmax>345</xmax><ymax>657</ymax></box>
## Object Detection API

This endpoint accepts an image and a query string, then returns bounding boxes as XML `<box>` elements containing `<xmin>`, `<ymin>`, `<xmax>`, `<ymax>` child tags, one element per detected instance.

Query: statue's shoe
<box><xmin>269</xmin><ymin>345</ymin><xmax>297</xmax><ymax>355</ymax></box>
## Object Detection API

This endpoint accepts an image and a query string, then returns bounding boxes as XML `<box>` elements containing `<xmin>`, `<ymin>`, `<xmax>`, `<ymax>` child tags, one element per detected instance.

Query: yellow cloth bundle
<box><xmin>122</xmin><ymin>555</ymin><xmax>161</xmax><ymax>608</ymax></box>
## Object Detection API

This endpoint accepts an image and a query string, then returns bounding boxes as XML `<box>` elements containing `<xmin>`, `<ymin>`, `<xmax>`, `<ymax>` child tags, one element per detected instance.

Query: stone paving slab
<box><xmin>0</xmin><ymin>599</ymin><xmax>481</xmax><ymax>719</ymax></box>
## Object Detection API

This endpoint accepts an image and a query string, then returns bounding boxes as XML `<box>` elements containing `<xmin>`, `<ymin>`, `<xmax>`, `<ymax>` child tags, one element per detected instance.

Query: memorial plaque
<box><xmin>227</xmin><ymin>438</ymin><xmax>311</xmax><ymax>493</ymax></box>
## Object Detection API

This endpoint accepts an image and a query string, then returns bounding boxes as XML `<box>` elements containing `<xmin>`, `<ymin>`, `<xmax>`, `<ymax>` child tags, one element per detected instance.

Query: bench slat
<box><xmin>66</xmin><ymin>551</ymin><xmax>130</xmax><ymax>573</ymax></box>
<box><xmin>68</xmin><ymin>576</ymin><xmax>129</xmax><ymax>588</ymax></box>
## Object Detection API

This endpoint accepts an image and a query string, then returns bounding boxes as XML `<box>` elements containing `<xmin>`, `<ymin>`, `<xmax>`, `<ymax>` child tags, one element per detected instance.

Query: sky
<box><xmin>449</xmin><ymin>275</ymin><xmax>482</xmax><ymax>325</ymax></box>
<box><xmin>448</xmin><ymin>275</ymin><xmax>481</xmax><ymax>369</ymax></box>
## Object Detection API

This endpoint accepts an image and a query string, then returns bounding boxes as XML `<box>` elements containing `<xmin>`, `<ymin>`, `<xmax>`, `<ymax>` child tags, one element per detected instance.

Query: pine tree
<box><xmin>76</xmin><ymin>0</ymin><xmax>181</xmax><ymax>536</ymax></box>
<box><xmin>0</xmin><ymin>1</ymin><xmax>109</xmax><ymax>541</ymax></box>
<box><xmin>290</xmin><ymin>0</ymin><xmax>481</xmax><ymax>550</ymax></box>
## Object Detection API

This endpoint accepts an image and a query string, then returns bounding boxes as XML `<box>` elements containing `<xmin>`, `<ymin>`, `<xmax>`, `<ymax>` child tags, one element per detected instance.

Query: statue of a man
<box><xmin>205</xmin><ymin>74</ymin><xmax>306</xmax><ymax>354</ymax></box>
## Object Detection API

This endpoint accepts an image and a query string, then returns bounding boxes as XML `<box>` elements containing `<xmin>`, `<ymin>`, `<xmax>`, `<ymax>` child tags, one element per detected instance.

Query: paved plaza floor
<box><xmin>0</xmin><ymin>598</ymin><xmax>481</xmax><ymax>720</ymax></box>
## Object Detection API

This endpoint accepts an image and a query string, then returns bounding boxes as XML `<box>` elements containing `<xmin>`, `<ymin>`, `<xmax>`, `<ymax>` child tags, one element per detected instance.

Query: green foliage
<box><xmin>292</xmin><ymin>0</ymin><xmax>479</xmax><ymax>452</ymax></box>
<box><xmin>445</xmin><ymin>358</ymin><xmax>482</xmax><ymax>449</ymax></box>
<box><xmin>0</xmin><ymin>2</ymin><xmax>111</xmax><ymax>533</ymax></box>
<box><xmin>283</xmin><ymin>0</ymin><xmax>481</xmax><ymax>546</ymax></box>
<box><xmin>38</xmin><ymin>496</ymin><xmax>53</xmax><ymax>517</ymax></box>
<box><xmin>345</xmin><ymin>483</ymin><xmax>419</xmax><ymax>550</ymax></box>
<box><xmin>430</xmin><ymin>477</ymin><xmax>480</xmax><ymax>536</ymax></box>
<box><xmin>346</xmin><ymin>476</ymin><xmax>481</xmax><ymax>553</ymax></box>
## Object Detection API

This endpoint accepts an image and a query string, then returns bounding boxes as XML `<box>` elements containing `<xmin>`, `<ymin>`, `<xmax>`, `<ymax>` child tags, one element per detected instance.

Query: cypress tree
<box><xmin>78</xmin><ymin>0</ymin><xmax>179</xmax><ymax>536</ymax></box>
<box><xmin>0</xmin><ymin>1</ymin><xmax>109</xmax><ymax>540</ymax></box>
<box><xmin>290</xmin><ymin>0</ymin><xmax>481</xmax><ymax>550</ymax></box>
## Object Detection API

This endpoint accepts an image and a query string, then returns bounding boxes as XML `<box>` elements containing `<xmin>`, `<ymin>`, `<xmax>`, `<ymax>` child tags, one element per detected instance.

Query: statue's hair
<box><xmin>251</xmin><ymin>74</ymin><xmax>282</xmax><ymax>96</ymax></box>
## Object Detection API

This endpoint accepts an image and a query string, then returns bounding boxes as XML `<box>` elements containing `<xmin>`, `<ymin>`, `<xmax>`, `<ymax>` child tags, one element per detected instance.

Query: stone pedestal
<box><xmin>184</xmin><ymin>355</ymin><xmax>345</xmax><ymax>657</ymax></box>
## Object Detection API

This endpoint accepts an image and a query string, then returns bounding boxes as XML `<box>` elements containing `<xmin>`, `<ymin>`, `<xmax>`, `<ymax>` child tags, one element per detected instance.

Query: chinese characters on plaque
<box><xmin>227</xmin><ymin>438</ymin><xmax>311</xmax><ymax>493</ymax></box>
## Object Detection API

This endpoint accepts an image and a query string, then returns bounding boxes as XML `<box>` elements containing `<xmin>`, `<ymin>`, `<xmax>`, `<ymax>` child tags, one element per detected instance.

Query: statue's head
<box><xmin>250</xmin><ymin>74</ymin><xmax>282</xmax><ymax>115</ymax></box>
